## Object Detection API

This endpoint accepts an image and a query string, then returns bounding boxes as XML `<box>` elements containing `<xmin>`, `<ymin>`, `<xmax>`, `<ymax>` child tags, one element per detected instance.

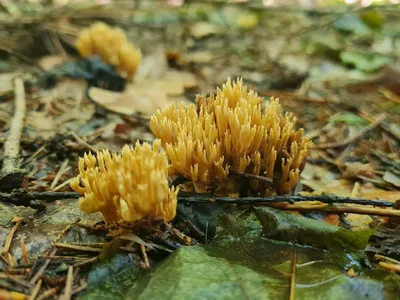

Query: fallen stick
<box><xmin>0</xmin><ymin>190</ymin><xmax>79</xmax><ymax>207</ymax></box>
<box><xmin>274</xmin><ymin>203</ymin><xmax>400</xmax><ymax>217</ymax></box>
<box><xmin>63</xmin><ymin>266</ymin><xmax>74</xmax><ymax>300</ymax></box>
<box><xmin>177</xmin><ymin>192</ymin><xmax>395</xmax><ymax>207</ymax></box>
<box><xmin>0</xmin><ymin>77</ymin><xmax>27</xmax><ymax>190</ymax></box>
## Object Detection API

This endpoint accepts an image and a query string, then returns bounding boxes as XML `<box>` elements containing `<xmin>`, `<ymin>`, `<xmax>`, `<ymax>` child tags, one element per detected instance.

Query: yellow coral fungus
<box><xmin>70</xmin><ymin>140</ymin><xmax>178</xmax><ymax>224</ymax></box>
<box><xmin>75</xmin><ymin>22</ymin><xmax>142</xmax><ymax>79</ymax></box>
<box><xmin>150</xmin><ymin>78</ymin><xmax>312</xmax><ymax>194</ymax></box>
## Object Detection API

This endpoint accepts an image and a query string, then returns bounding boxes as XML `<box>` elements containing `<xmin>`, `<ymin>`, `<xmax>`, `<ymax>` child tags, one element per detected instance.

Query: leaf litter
<box><xmin>0</xmin><ymin>0</ymin><xmax>399</xmax><ymax>299</ymax></box>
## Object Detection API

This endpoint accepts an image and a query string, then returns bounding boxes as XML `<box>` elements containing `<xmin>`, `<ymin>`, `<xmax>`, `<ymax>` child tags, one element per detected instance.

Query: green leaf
<box><xmin>253</xmin><ymin>207</ymin><xmax>374</xmax><ymax>250</ymax></box>
<box><xmin>82</xmin><ymin>209</ymin><xmax>394</xmax><ymax>299</ymax></box>
<box><xmin>340</xmin><ymin>51</ymin><xmax>392</xmax><ymax>73</ymax></box>
<box><xmin>332</xmin><ymin>14</ymin><xmax>370</xmax><ymax>35</ymax></box>
<box><xmin>383</xmin><ymin>171</ymin><xmax>400</xmax><ymax>188</ymax></box>
<box><xmin>329</xmin><ymin>112</ymin><xmax>369</xmax><ymax>126</ymax></box>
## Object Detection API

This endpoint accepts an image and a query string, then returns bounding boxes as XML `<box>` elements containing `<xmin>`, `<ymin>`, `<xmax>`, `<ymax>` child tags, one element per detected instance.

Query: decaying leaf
<box><xmin>88</xmin><ymin>85</ymin><xmax>171</xmax><ymax>115</ymax></box>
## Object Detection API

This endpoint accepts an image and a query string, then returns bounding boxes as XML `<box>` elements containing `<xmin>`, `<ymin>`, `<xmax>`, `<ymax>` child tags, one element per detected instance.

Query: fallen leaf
<box><xmin>190</xmin><ymin>22</ymin><xmax>220</xmax><ymax>39</ymax></box>
<box><xmin>38</xmin><ymin>54</ymin><xmax>69</xmax><ymax>71</ymax></box>
<box><xmin>383</xmin><ymin>171</ymin><xmax>400</xmax><ymax>188</ymax></box>
<box><xmin>340</xmin><ymin>51</ymin><xmax>392</xmax><ymax>73</ymax></box>
<box><xmin>26</xmin><ymin>111</ymin><xmax>56</xmax><ymax>139</ymax></box>
<box><xmin>332</xmin><ymin>13</ymin><xmax>370</xmax><ymax>35</ymax></box>
<box><xmin>88</xmin><ymin>84</ymin><xmax>171</xmax><ymax>115</ymax></box>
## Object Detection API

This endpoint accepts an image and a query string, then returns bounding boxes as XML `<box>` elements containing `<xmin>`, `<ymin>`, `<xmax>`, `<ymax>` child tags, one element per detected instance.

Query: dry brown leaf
<box><xmin>38</xmin><ymin>55</ymin><xmax>69</xmax><ymax>71</ymax></box>
<box><xmin>26</xmin><ymin>111</ymin><xmax>56</xmax><ymax>139</ymax></box>
<box><xmin>88</xmin><ymin>84</ymin><xmax>171</xmax><ymax>115</ymax></box>
<box><xmin>151</xmin><ymin>70</ymin><xmax>198</xmax><ymax>96</ymax></box>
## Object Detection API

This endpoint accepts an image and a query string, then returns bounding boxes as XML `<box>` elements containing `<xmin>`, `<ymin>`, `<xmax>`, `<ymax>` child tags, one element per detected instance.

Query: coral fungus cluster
<box><xmin>70</xmin><ymin>141</ymin><xmax>178</xmax><ymax>224</ymax></box>
<box><xmin>150</xmin><ymin>78</ymin><xmax>312</xmax><ymax>195</ymax></box>
<box><xmin>75</xmin><ymin>22</ymin><xmax>142</xmax><ymax>79</ymax></box>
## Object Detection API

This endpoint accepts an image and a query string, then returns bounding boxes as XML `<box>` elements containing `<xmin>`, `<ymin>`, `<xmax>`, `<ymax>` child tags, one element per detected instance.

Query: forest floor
<box><xmin>0</xmin><ymin>1</ymin><xmax>399</xmax><ymax>299</ymax></box>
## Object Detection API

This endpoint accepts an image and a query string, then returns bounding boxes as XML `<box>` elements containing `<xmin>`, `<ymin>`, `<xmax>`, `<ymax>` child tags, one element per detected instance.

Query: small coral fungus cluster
<box><xmin>71</xmin><ymin>78</ymin><xmax>312</xmax><ymax>224</ymax></box>
<box><xmin>151</xmin><ymin>78</ymin><xmax>312</xmax><ymax>195</ymax></box>
<box><xmin>75</xmin><ymin>22</ymin><xmax>142</xmax><ymax>79</ymax></box>
<box><xmin>70</xmin><ymin>141</ymin><xmax>177</xmax><ymax>224</ymax></box>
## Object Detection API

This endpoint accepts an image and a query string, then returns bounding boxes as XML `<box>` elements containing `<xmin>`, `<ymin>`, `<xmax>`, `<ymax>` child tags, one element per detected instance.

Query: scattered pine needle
<box><xmin>289</xmin><ymin>245</ymin><xmax>297</xmax><ymax>300</ymax></box>
<box><xmin>29</xmin><ymin>279</ymin><xmax>42</xmax><ymax>300</ymax></box>
<box><xmin>63</xmin><ymin>266</ymin><xmax>74</xmax><ymax>300</ymax></box>
<box><xmin>30</xmin><ymin>248</ymin><xmax>57</xmax><ymax>284</ymax></box>
<box><xmin>50</xmin><ymin>159</ymin><xmax>70</xmax><ymax>190</ymax></box>
<box><xmin>2</xmin><ymin>217</ymin><xmax>23</xmax><ymax>255</ymax></box>
<box><xmin>379</xmin><ymin>262</ymin><xmax>400</xmax><ymax>272</ymax></box>
<box><xmin>140</xmin><ymin>244</ymin><xmax>150</xmax><ymax>269</ymax></box>
<box><xmin>37</xmin><ymin>287</ymin><xmax>60</xmax><ymax>300</ymax></box>
<box><xmin>20</xmin><ymin>239</ymin><xmax>30</xmax><ymax>264</ymax></box>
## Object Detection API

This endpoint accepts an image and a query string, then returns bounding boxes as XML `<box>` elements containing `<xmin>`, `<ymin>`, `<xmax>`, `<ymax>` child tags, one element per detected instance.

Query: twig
<box><xmin>0</xmin><ymin>77</ymin><xmax>26</xmax><ymax>190</ymax></box>
<box><xmin>29</xmin><ymin>279</ymin><xmax>42</xmax><ymax>300</ymax></box>
<box><xmin>379</xmin><ymin>262</ymin><xmax>400</xmax><ymax>272</ymax></box>
<box><xmin>2</xmin><ymin>217</ymin><xmax>23</xmax><ymax>255</ymax></box>
<box><xmin>50</xmin><ymin>159</ymin><xmax>70</xmax><ymax>190</ymax></box>
<box><xmin>51</xmin><ymin>219</ymin><xmax>80</xmax><ymax>246</ymax></box>
<box><xmin>0</xmin><ymin>190</ymin><xmax>79</xmax><ymax>207</ymax></box>
<box><xmin>54</xmin><ymin>243</ymin><xmax>103</xmax><ymax>253</ymax></box>
<box><xmin>21</xmin><ymin>239</ymin><xmax>30</xmax><ymax>264</ymax></box>
<box><xmin>63</xmin><ymin>266</ymin><xmax>73</xmax><ymax>300</ymax></box>
<box><xmin>36</xmin><ymin>287</ymin><xmax>59</xmax><ymax>300</ymax></box>
<box><xmin>52</xmin><ymin>177</ymin><xmax>74</xmax><ymax>192</ymax></box>
<box><xmin>274</xmin><ymin>203</ymin><xmax>400</xmax><ymax>217</ymax></box>
<box><xmin>164</xmin><ymin>222</ymin><xmax>193</xmax><ymax>245</ymax></box>
<box><xmin>230</xmin><ymin>170</ymin><xmax>273</xmax><ymax>184</ymax></box>
<box><xmin>30</xmin><ymin>248</ymin><xmax>57</xmax><ymax>284</ymax></box>
<box><xmin>177</xmin><ymin>192</ymin><xmax>395</xmax><ymax>207</ymax></box>
<box><xmin>69</xmin><ymin>131</ymin><xmax>98</xmax><ymax>153</ymax></box>
<box><xmin>375</xmin><ymin>254</ymin><xmax>400</xmax><ymax>265</ymax></box>
<box><xmin>4</xmin><ymin>275</ymin><xmax>35</xmax><ymax>290</ymax></box>
<box><xmin>289</xmin><ymin>245</ymin><xmax>296</xmax><ymax>300</ymax></box>
<box><xmin>71</xmin><ymin>281</ymin><xmax>87</xmax><ymax>295</ymax></box>
<box><xmin>140</xmin><ymin>244</ymin><xmax>150</xmax><ymax>269</ymax></box>
<box><xmin>315</xmin><ymin>114</ymin><xmax>386</xmax><ymax>149</ymax></box>
<box><xmin>72</xmin><ymin>256</ymin><xmax>98</xmax><ymax>268</ymax></box>
<box><xmin>0</xmin><ymin>253</ymin><xmax>10</xmax><ymax>265</ymax></box>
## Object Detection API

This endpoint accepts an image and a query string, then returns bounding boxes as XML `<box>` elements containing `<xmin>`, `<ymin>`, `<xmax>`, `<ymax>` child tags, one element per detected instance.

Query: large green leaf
<box><xmin>81</xmin><ymin>208</ymin><xmax>397</xmax><ymax>300</ymax></box>
<box><xmin>332</xmin><ymin>14</ymin><xmax>370</xmax><ymax>35</ymax></box>
<box><xmin>340</xmin><ymin>51</ymin><xmax>392</xmax><ymax>73</ymax></box>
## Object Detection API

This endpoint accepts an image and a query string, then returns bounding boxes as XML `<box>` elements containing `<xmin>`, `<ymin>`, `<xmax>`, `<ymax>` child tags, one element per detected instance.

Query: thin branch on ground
<box><xmin>0</xmin><ymin>190</ymin><xmax>79</xmax><ymax>207</ymax></box>
<box><xmin>177</xmin><ymin>192</ymin><xmax>395</xmax><ymax>207</ymax></box>
<box><xmin>30</xmin><ymin>248</ymin><xmax>57</xmax><ymax>284</ymax></box>
<box><xmin>274</xmin><ymin>203</ymin><xmax>400</xmax><ymax>217</ymax></box>
<box><xmin>69</xmin><ymin>131</ymin><xmax>98</xmax><ymax>153</ymax></box>
<box><xmin>230</xmin><ymin>170</ymin><xmax>273</xmax><ymax>184</ymax></box>
<box><xmin>0</xmin><ymin>77</ymin><xmax>27</xmax><ymax>191</ymax></box>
